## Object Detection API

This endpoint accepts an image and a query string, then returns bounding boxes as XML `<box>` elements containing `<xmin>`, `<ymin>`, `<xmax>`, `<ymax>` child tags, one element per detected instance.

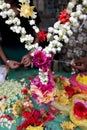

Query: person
<box><xmin>0</xmin><ymin>0</ymin><xmax>41</xmax><ymax>69</ymax></box>
<box><xmin>71</xmin><ymin>57</ymin><xmax>87</xmax><ymax>71</ymax></box>
<box><xmin>0</xmin><ymin>46</ymin><xmax>20</xmax><ymax>69</ymax></box>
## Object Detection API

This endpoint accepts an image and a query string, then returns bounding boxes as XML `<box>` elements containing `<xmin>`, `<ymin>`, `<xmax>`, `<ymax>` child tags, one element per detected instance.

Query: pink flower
<box><xmin>32</xmin><ymin>50</ymin><xmax>52</xmax><ymax>71</ymax></box>
<box><xmin>32</xmin><ymin>71</ymin><xmax>55</xmax><ymax>92</ymax></box>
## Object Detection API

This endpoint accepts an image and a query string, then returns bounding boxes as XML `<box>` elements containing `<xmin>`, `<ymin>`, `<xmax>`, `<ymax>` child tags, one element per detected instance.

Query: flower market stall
<box><xmin>0</xmin><ymin>0</ymin><xmax>87</xmax><ymax>130</ymax></box>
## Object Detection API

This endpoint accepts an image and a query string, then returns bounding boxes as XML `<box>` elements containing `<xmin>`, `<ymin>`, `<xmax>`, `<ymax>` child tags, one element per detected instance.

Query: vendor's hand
<box><xmin>7</xmin><ymin>60</ymin><xmax>21</xmax><ymax>69</ymax></box>
<box><xmin>21</xmin><ymin>54</ymin><xmax>32</xmax><ymax>68</ymax></box>
<box><xmin>71</xmin><ymin>57</ymin><xmax>87</xmax><ymax>71</ymax></box>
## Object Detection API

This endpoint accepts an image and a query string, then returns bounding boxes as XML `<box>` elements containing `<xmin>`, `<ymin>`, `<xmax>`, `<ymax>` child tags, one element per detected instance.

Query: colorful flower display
<box><xmin>0</xmin><ymin>0</ymin><xmax>87</xmax><ymax>129</ymax></box>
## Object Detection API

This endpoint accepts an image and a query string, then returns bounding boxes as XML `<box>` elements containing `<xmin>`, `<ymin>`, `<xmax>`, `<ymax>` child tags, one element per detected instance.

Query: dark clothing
<box><xmin>0</xmin><ymin>6</ymin><xmax>41</xmax><ymax>61</ymax></box>
<box><xmin>0</xmin><ymin>13</ymin><xmax>41</xmax><ymax>48</ymax></box>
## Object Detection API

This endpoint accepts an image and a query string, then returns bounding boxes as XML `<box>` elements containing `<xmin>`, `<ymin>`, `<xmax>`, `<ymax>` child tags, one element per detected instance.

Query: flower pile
<box><xmin>70</xmin><ymin>94</ymin><xmax>87</xmax><ymax>130</ymax></box>
<box><xmin>49</xmin><ymin>73</ymin><xmax>87</xmax><ymax>130</ymax></box>
<box><xmin>0</xmin><ymin>79</ymin><xmax>55</xmax><ymax>130</ymax></box>
<box><xmin>70</xmin><ymin>73</ymin><xmax>87</xmax><ymax>94</ymax></box>
<box><xmin>30</xmin><ymin>70</ymin><xmax>56</xmax><ymax>104</ymax></box>
<box><xmin>0</xmin><ymin>0</ymin><xmax>87</xmax><ymax>129</ymax></box>
<box><xmin>0</xmin><ymin>80</ymin><xmax>26</xmax><ymax>129</ymax></box>
<box><xmin>0</xmin><ymin>0</ymin><xmax>87</xmax><ymax>104</ymax></box>
<box><xmin>17</xmin><ymin>106</ymin><xmax>54</xmax><ymax>130</ymax></box>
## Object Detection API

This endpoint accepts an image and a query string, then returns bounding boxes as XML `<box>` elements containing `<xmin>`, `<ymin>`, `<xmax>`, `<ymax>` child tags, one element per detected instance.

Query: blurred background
<box><xmin>33</xmin><ymin>0</ymin><xmax>69</xmax><ymax>31</ymax></box>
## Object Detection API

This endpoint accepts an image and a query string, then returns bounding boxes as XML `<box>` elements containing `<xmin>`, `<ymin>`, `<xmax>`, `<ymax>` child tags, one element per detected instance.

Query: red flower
<box><xmin>38</xmin><ymin>30</ymin><xmax>47</xmax><ymax>42</ymax></box>
<box><xmin>0</xmin><ymin>115</ymin><xmax>13</xmax><ymax>121</ymax></box>
<box><xmin>22</xmin><ymin>108</ymin><xmax>32</xmax><ymax>118</ymax></box>
<box><xmin>0</xmin><ymin>98</ymin><xmax>2</xmax><ymax>101</ymax></box>
<box><xmin>4</xmin><ymin>96</ymin><xmax>7</xmax><ymax>99</ymax></box>
<box><xmin>74</xmin><ymin>102</ymin><xmax>87</xmax><ymax>119</ymax></box>
<box><xmin>58</xmin><ymin>9</ymin><xmax>70</xmax><ymax>23</ymax></box>
<box><xmin>65</xmin><ymin>86</ymin><xmax>75</xmax><ymax>97</ymax></box>
<box><xmin>21</xmin><ymin>87</ymin><xmax>28</xmax><ymax>95</ymax></box>
<box><xmin>42</xmin><ymin>111</ymin><xmax>54</xmax><ymax>122</ymax></box>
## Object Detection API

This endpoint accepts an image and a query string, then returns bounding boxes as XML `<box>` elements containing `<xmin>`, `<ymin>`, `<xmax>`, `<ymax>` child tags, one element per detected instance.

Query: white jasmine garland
<box><xmin>39</xmin><ymin>69</ymin><xmax>48</xmax><ymax>85</ymax></box>
<box><xmin>0</xmin><ymin>0</ymin><xmax>40</xmax><ymax>51</ymax></box>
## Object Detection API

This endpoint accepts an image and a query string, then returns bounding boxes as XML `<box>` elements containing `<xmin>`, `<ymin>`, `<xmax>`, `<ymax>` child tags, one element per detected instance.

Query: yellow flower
<box><xmin>61</xmin><ymin>121</ymin><xmax>76</xmax><ymax>130</ymax></box>
<box><xmin>12</xmin><ymin>100</ymin><xmax>22</xmax><ymax>117</ymax></box>
<box><xmin>76</xmin><ymin>74</ymin><xmax>87</xmax><ymax>86</ymax></box>
<box><xmin>26</xmin><ymin>125</ymin><xmax>43</xmax><ymax>130</ymax></box>
<box><xmin>0</xmin><ymin>103</ymin><xmax>7</xmax><ymax>111</ymax></box>
<box><xmin>56</xmin><ymin>90</ymin><xmax>70</xmax><ymax>106</ymax></box>
<box><xmin>19</xmin><ymin>2</ymin><xmax>35</xmax><ymax>18</ymax></box>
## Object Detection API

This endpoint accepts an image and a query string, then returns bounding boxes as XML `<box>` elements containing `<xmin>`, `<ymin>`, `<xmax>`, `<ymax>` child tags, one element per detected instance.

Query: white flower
<box><xmin>21</xmin><ymin>27</ymin><xmax>26</xmax><ymax>34</ymax></box>
<box><xmin>48</xmin><ymin>27</ymin><xmax>54</xmax><ymax>33</ymax></box>
<box><xmin>54</xmin><ymin>35</ymin><xmax>59</xmax><ymax>41</ymax></box>
<box><xmin>18</xmin><ymin>0</ymin><xmax>30</xmax><ymax>3</ymax></box>
<box><xmin>31</xmin><ymin>12</ymin><xmax>37</xmax><ymax>19</ymax></box>
<box><xmin>76</xmin><ymin>10</ymin><xmax>82</xmax><ymax>17</ymax></box>
<box><xmin>29</xmin><ymin>20</ymin><xmax>35</xmax><ymax>25</ymax></box>
<box><xmin>67</xmin><ymin>2</ymin><xmax>75</xmax><ymax>10</ymax></box>
<box><xmin>47</xmin><ymin>33</ymin><xmax>52</xmax><ymax>41</ymax></box>
<box><xmin>57</xmin><ymin>47</ymin><xmax>61</xmax><ymax>52</ymax></box>
<box><xmin>32</xmin><ymin>26</ymin><xmax>39</xmax><ymax>33</ymax></box>
<box><xmin>79</xmin><ymin>15</ymin><xmax>87</xmax><ymax>20</ymax></box>
<box><xmin>58</xmin><ymin>30</ymin><xmax>64</xmax><ymax>36</ymax></box>
<box><xmin>67</xmin><ymin>30</ymin><xmax>73</xmax><ymax>36</ymax></box>
<box><xmin>83</xmin><ymin>0</ymin><xmax>87</xmax><ymax>6</ymax></box>
<box><xmin>76</xmin><ymin>4</ymin><xmax>82</xmax><ymax>10</ymax></box>
<box><xmin>71</xmin><ymin>12</ymin><xmax>76</xmax><ymax>17</ymax></box>
<box><xmin>63</xmin><ymin>35</ymin><xmax>69</xmax><ymax>43</ymax></box>
<box><xmin>7</xmin><ymin>9</ymin><xmax>15</xmax><ymax>16</ymax></box>
<box><xmin>54</xmin><ymin>21</ymin><xmax>60</xmax><ymax>29</ymax></box>
<box><xmin>53</xmin><ymin>29</ymin><xmax>59</xmax><ymax>34</ymax></box>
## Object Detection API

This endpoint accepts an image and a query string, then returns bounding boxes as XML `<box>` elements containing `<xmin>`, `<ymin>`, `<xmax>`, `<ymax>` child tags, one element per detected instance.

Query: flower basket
<box><xmin>69</xmin><ymin>73</ymin><xmax>87</xmax><ymax>94</ymax></box>
<box><xmin>70</xmin><ymin>94</ymin><xmax>87</xmax><ymax>129</ymax></box>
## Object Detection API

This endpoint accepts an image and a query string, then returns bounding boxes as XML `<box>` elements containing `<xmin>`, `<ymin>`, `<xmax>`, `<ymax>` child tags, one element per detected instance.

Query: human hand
<box><xmin>71</xmin><ymin>57</ymin><xmax>87</xmax><ymax>71</ymax></box>
<box><xmin>7</xmin><ymin>60</ymin><xmax>21</xmax><ymax>69</ymax></box>
<box><xmin>21</xmin><ymin>53</ymin><xmax>32</xmax><ymax>68</ymax></box>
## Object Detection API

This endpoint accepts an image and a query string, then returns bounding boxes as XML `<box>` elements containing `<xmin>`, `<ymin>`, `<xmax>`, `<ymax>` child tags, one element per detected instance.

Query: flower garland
<box><xmin>0</xmin><ymin>0</ymin><xmax>87</xmax><ymax>103</ymax></box>
<box><xmin>0</xmin><ymin>0</ymin><xmax>40</xmax><ymax>51</ymax></box>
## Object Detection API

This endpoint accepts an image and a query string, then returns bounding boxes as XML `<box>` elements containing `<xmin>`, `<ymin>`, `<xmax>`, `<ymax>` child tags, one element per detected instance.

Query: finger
<box><xmin>75</xmin><ymin>65</ymin><xmax>85</xmax><ymax>71</ymax></box>
<box><xmin>21</xmin><ymin>57</ymin><xmax>27</xmax><ymax>64</ymax></box>
<box><xmin>24</xmin><ymin>61</ymin><xmax>31</xmax><ymax>67</ymax></box>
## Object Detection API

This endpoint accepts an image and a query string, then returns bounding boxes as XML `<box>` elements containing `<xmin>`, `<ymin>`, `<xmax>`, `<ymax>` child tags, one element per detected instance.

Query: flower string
<box><xmin>0</xmin><ymin>0</ymin><xmax>40</xmax><ymax>51</ymax></box>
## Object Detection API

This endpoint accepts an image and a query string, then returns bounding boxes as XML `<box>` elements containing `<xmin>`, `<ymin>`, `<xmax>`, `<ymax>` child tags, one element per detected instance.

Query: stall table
<box><xmin>0</xmin><ymin>67</ymin><xmax>81</xmax><ymax>130</ymax></box>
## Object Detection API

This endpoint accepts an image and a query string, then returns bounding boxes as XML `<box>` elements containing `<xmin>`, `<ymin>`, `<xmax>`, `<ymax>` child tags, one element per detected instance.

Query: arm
<box><xmin>0</xmin><ymin>46</ymin><xmax>20</xmax><ymax>69</ymax></box>
<box><xmin>0</xmin><ymin>46</ymin><xmax>8</xmax><ymax>64</ymax></box>
<box><xmin>71</xmin><ymin>57</ymin><xmax>87</xmax><ymax>71</ymax></box>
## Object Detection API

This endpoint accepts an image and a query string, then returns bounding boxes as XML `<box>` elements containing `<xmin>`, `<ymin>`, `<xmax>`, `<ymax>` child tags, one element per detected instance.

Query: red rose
<box><xmin>74</xmin><ymin>102</ymin><xmax>87</xmax><ymax>119</ymax></box>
